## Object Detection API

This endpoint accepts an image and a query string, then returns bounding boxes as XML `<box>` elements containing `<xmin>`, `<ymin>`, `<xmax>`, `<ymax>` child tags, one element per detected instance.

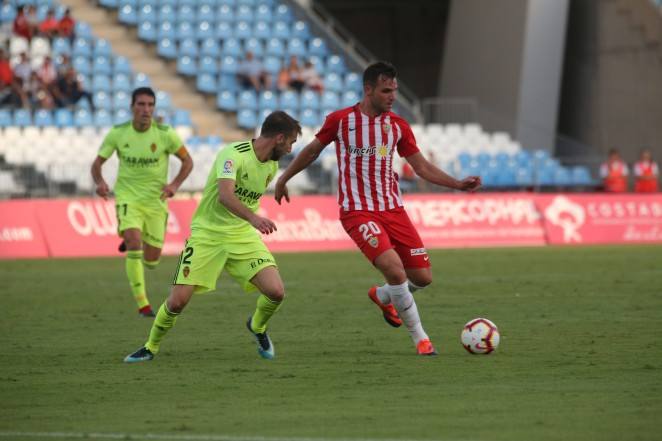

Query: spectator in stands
<box><xmin>285</xmin><ymin>56</ymin><xmax>305</xmax><ymax>92</ymax></box>
<box><xmin>600</xmin><ymin>149</ymin><xmax>629</xmax><ymax>192</ymax></box>
<box><xmin>13</xmin><ymin>6</ymin><xmax>32</xmax><ymax>40</ymax></box>
<box><xmin>56</xmin><ymin>53</ymin><xmax>72</xmax><ymax>76</ymax></box>
<box><xmin>276</xmin><ymin>65</ymin><xmax>290</xmax><ymax>92</ymax></box>
<box><xmin>633</xmin><ymin>149</ymin><xmax>659</xmax><ymax>193</ymax></box>
<box><xmin>26</xmin><ymin>5</ymin><xmax>40</xmax><ymax>38</ymax></box>
<box><xmin>58</xmin><ymin>8</ymin><xmax>76</xmax><ymax>42</ymax></box>
<box><xmin>300</xmin><ymin>60</ymin><xmax>324</xmax><ymax>93</ymax></box>
<box><xmin>0</xmin><ymin>48</ymin><xmax>25</xmax><ymax>108</ymax></box>
<box><xmin>26</xmin><ymin>71</ymin><xmax>56</xmax><ymax>109</ymax></box>
<box><xmin>236</xmin><ymin>51</ymin><xmax>270</xmax><ymax>92</ymax></box>
<box><xmin>39</xmin><ymin>9</ymin><xmax>60</xmax><ymax>39</ymax></box>
<box><xmin>56</xmin><ymin>66</ymin><xmax>94</xmax><ymax>111</ymax></box>
<box><xmin>12</xmin><ymin>52</ymin><xmax>32</xmax><ymax>108</ymax></box>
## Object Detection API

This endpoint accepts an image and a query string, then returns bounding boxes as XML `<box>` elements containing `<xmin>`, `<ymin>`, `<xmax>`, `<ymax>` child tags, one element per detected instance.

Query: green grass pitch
<box><xmin>1</xmin><ymin>245</ymin><xmax>661</xmax><ymax>441</ymax></box>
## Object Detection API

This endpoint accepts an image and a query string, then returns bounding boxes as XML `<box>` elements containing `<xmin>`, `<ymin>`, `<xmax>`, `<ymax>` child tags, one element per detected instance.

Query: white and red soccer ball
<box><xmin>461</xmin><ymin>318</ymin><xmax>500</xmax><ymax>354</ymax></box>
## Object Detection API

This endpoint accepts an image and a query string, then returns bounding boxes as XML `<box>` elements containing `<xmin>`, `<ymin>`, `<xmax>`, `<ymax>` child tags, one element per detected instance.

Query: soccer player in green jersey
<box><xmin>91</xmin><ymin>87</ymin><xmax>194</xmax><ymax>317</ymax></box>
<box><xmin>123</xmin><ymin>111</ymin><xmax>301</xmax><ymax>362</ymax></box>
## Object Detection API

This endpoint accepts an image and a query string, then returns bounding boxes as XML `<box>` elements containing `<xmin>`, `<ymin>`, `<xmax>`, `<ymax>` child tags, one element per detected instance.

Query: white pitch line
<box><xmin>0</xmin><ymin>432</ymin><xmax>463</xmax><ymax>441</ymax></box>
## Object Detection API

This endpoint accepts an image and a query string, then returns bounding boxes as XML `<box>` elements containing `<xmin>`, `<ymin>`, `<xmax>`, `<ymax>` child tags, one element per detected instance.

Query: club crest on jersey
<box><xmin>378</xmin><ymin>145</ymin><xmax>388</xmax><ymax>158</ymax></box>
<box><xmin>368</xmin><ymin>236</ymin><xmax>379</xmax><ymax>248</ymax></box>
<box><xmin>382</xmin><ymin>123</ymin><xmax>391</xmax><ymax>133</ymax></box>
<box><xmin>183</xmin><ymin>266</ymin><xmax>190</xmax><ymax>277</ymax></box>
<box><xmin>223</xmin><ymin>159</ymin><xmax>234</xmax><ymax>174</ymax></box>
<box><xmin>150</xmin><ymin>143</ymin><xmax>157</xmax><ymax>153</ymax></box>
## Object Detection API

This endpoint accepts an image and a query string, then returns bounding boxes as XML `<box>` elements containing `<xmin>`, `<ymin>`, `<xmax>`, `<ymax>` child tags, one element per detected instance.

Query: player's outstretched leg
<box><xmin>126</xmin><ymin>249</ymin><xmax>153</xmax><ymax>317</ymax></box>
<box><xmin>246</xmin><ymin>315</ymin><xmax>275</xmax><ymax>360</ymax></box>
<box><xmin>247</xmin><ymin>267</ymin><xmax>284</xmax><ymax>360</ymax></box>
<box><xmin>368</xmin><ymin>286</ymin><xmax>402</xmax><ymax>327</ymax></box>
<box><xmin>387</xmin><ymin>281</ymin><xmax>436</xmax><ymax>356</ymax></box>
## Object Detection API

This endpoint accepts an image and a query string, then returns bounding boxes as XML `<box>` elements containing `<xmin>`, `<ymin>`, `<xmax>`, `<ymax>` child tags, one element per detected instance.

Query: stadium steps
<box><xmin>57</xmin><ymin>0</ymin><xmax>247</xmax><ymax>139</ymax></box>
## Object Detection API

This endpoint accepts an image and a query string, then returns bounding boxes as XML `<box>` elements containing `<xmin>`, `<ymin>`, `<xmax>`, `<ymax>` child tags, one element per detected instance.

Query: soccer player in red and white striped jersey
<box><xmin>275</xmin><ymin>61</ymin><xmax>481</xmax><ymax>355</ymax></box>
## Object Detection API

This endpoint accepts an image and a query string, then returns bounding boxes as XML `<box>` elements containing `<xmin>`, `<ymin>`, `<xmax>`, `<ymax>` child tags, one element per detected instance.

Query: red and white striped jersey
<box><xmin>315</xmin><ymin>104</ymin><xmax>419</xmax><ymax>212</ymax></box>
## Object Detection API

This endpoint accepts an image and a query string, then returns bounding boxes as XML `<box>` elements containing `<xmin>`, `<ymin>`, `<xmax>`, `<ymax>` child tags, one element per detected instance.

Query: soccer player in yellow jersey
<box><xmin>91</xmin><ymin>88</ymin><xmax>193</xmax><ymax>317</ymax></box>
<box><xmin>124</xmin><ymin>111</ymin><xmax>301</xmax><ymax>362</ymax></box>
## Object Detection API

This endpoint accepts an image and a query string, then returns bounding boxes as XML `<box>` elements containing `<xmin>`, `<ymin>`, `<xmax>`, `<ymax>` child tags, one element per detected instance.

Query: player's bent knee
<box><xmin>263</xmin><ymin>286</ymin><xmax>285</xmax><ymax>302</ymax></box>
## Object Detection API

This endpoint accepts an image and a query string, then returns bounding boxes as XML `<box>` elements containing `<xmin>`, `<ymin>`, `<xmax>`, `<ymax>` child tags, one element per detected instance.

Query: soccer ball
<box><xmin>461</xmin><ymin>318</ymin><xmax>500</xmax><ymax>354</ymax></box>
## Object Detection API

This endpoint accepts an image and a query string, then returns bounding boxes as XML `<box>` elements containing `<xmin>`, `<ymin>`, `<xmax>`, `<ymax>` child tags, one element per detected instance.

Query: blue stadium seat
<box><xmin>99</xmin><ymin>0</ymin><xmax>118</xmax><ymax>8</ymax></box>
<box><xmin>553</xmin><ymin>168</ymin><xmax>572</xmax><ymax>186</ymax></box>
<box><xmin>33</xmin><ymin>109</ymin><xmax>53</xmax><ymax>127</ymax></box>
<box><xmin>196</xmin><ymin>21</ymin><xmax>215</xmax><ymax>40</ymax></box>
<box><xmin>217</xmin><ymin>5</ymin><xmax>235</xmax><ymax>22</ymax></box>
<box><xmin>272</xmin><ymin>21</ymin><xmax>290</xmax><ymax>39</ymax></box>
<box><xmin>178</xmin><ymin>38</ymin><xmax>198</xmax><ymax>57</ymax></box>
<box><xmin>217</xmin><ymin>90</ymin><xmax>238</xmax><ymax>111</ymax></box>
<box><xmin>196</xmin><ymin>4</ymin><xmax>214</xmax><ymax>22</ymax></box>
<box><xmin>215</xmin><ymin>21</ymin><xmax>233</xmax><ymax>39</ymax></box>
<box><xmin>308</xmin><ymin>38</ymin><xmax>329</xmax><ymax>57</ymax></box>
<box><xmin>72</xmin><ymin>37</ymin><xmax>91</xmax><ymax>57</ymax></box>
<box><xmin>515</xmin><ymin>168</ymin><xmax>534</xmax><ymax>186</ymax></box>
<box><xmin>218</xmin><ymin>73</ymin><xmax>239</xmax><ymax>92</ymax></box>
<box><xmin>287</xmin><ymin>38</ymin><xmax>307</xmax><ymax>58</ymax></box>
<box><xmin>197</xmin><ymin>73</ymin><xmax>217</xmax><ymax>94</ymax></box>
<box><xmin>173</xmin><ymin>110</ymin><xmax>192</xmax><ymax>126</ymax></box>
<box><xmin>74</xmin><ymin>109</ymin><xmax>94</xmax><ymax>127</ymax></box>
<box><xmin>515</xmin><ymin>150</ymin><xmax>531</xmax><ymax>167</ymax></box>
<box><xmin>237</xmin><ymin>109</ymin><xmax>258</xmax><ymax>129</ymax></box>
<box><xmin>94</xmin><ymin>91</ymin><xmax>112</xmax><ymax>111</ymax></box>
<box><xmin>262</xmin><ymin>56</ymin><xmax>281</xmax><ymax>75</ymax></box>
<box><xmin>92</xmin><ymin>56</ymin><xmax>112</xmax><ymax>75</ymax></box>
<box><xmin>54</xmin><ymin>108</ymin><xmax>74</xmax><ymax>127</ymax></box>
<box><xmin>92</xmin><ymin>74</ymin><xmax>112</xmax><ymax>92</ymax></box>
<box><xmin>200</xmin><ymin>38</ymin><xmax>221</xmax><ymax>57</ymax></box>
<box><xmin>158</xmin><ymin>5</ymin><xmax>176</xmax><ymax>22</ymax></box>
<box><xmin>0</xmin><ymin>3</ymin><xmax>16</xmax><ymax>22</ymax></box>
<box><xmin>114</xmin><ymin>108</ymin><xmax>131</xmax><ymax>124</ymax></box>
<box><xmin>0</xmin><ymin>110</ymin><xmax>11</xmax><ymax>127</ymax></box>
<box><xmin>320</xmin><ymin>91</ymin><xmax>340</xmax><ymax>109</ymax></box>
<box><xmin>198</xmin><ymin>56</ymin><xmax>218</xmax><ymax>74</ymax></box>
<box><xmin>344</xmin><ymin>72</ymin><xmax>361</xmax><ymax>92</ymax></box>
<box><xmin>258</xmin><ymin>90</ymin><xmax>277</xmax><ymax>111</ymax></box>
<box><xmin>253</xmin><ymin>21</ymin><xmax>271</xmax><ymax>39</ymax></box>
<box><xmin>571</xmin><ymin>166</ymin><xmax>593</xmax><ymax>185</ymax></box>
<box><xmin>157</xmin><ymin>21</ymin><xmax>176</xmax><ymax>40</ymax></box>
<box><xmin>238</xmin><ymin>90</ymin><xmax>258</xmax><ymax>110</ymax></box>
<box><xmin>292</xmin><ymin>21</ymin><xmax>311</xmax><ymax>40</ymax></box>
<box><xmin>265</xmin><ymin>38</ymin><xmax>285</xmax><ymax>57</ymax></box>
<box><xmin>223</xmin><ymin>38</ymin><xmax>242</xmax><ymax>57</ymax></box>
<box><xmin>138</xmin><ymin>21</ymin><xmax>157</xmax><ymax>42</ymax></box>
<box><xmin>177</xmin><ymin>5</ymin><xmax>196</xmax><ymax>22</ymax></box>
<box><xmin>118</xmin><ymin>4</ymin><xmax>137</xmax><ymax>25</ymax></box>
<box><xmin>113</xmin><ymin>56</ymin><xmax>132</xmax><ymax>74</ymax></box>
<box><xmin>299</xmin><ymin>108</ymin><xmax>320</xmax><ymax>127</ymax></box>
<box><xmin>137</xmin><ymin>4</ymin><xmax>156</xmax><ymax>23</ymax></box>
<box><xmin>112</xmin><ymin>73</ymin><xmax>132</xmax><ymax>92</ymax></box>
<box><xmin>274</xmin><ymin>4</ymin><xmax>293</xmax><ymax>22</ymax></box>
<box><xmin>279</xmin><ymin>90</ymin><xmax>299</xmax><ymax>109</ymax></box>
<box><xmin>300</xmin><ymin>90</ymin><xmax>320</xmax><ymax>109</ymax></box>
<box><xmin>233</xmin><ymin>21</ymin><xmax>252</xmax><ymax>39</ymax></box>
<box><xmin>324</xmin><ymin>73</ymin><xmax>342</xmax><ymax>92</ymax></box>
<box><xmin>236</xmin><ymin>5</ymin><xmax>254</xmax><ymax>21</ymax></box>
<box><xmin>307</xmin><ymin>55</ymin><xmax>325</xmax><ymax>74</ymax></box>
<box><xmin>177</xmin><ymin>56</ymin><xmax>197</xmax><ymax>76</ymax></box>
<box><xmin>72</xmin><ymin>56</ymin><xmax>91</xmax><ymax>76</ymax></box>
<box><xmin>341</xmin><ymin>90</ymin><xmax>359</xmax><ymax>107</ymax></box>
<box><xmin>94</xmin><ymin>109</ymin><xmax>113</xmax><ymax>127</ymax></box>
<box><xmin>255</xmin><ymin>4</ymin><xmax>272</xmax><ymax>22</ymax></box>
<box><xmin>76</xmin><ymin>22</ymin><xmax>93</xmax><ymax>39</ymax></box>
<box><xmin>157</xmin><ymin>38</ymin><xmax>177</xmax><ymax>59</ymax></box>
<box><xmin>113</xmin><ymin>91</ymin><xmax>131</xmax><ymax>110</ymax></box>
<box><xmin>51</xmin><ymin>38</ymin><xmax>71</xmax><ymax>57</ymax></box>
<box><xmin>133</xmin><ymin>72</ymin><xmax>151</xmax><ymax>88</ymax></box>
<box><xmin>244</xmin><ymin>38</ymin><xmax>264</xmax><ymax>57</ymax></box>
<box><xmin>495</xmin><ymin>169</ymin><xmax>516</xmax><ymax>187</ymax></box>
<box><xmin>156</xmin><ymin>91</ymin><xmax>172</xmax><ymax>111</ymax></box>
<box><xmin>326</xmin><ymin>55</ymin><xmax>346</xmax><ymax>74</ymax></box>
<box><xmin>219</xmin><ymin>55</ymin><xmax>238</xmax><ymax>74</ymax></box>
<box><xmin>176</xmin><ymin>21</ymin><xmax>195</xmax><ymax>41</ymax></box>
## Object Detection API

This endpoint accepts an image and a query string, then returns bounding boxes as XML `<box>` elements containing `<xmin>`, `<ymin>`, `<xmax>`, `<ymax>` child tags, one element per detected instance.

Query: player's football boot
<box><xmin>118</xmin><ymin>240</ymin><xmax>127</xmax><ymax>253</ymax></box>
<box><xmin>138</xmin><ymin>305</ymin><xmax>156</xmax><ymax>317</ymax></box>
<box><xmin>368</xmin><ymin>286</ymin><xmax>402</xmax><ymax>328</ymax></box>
<box><xmin>123</xmin><ymin>346</ymin><xmax>154</xmax><ymax>363</ymax></box>
<box><xmin>416</xmin><ymin>339</ymin><xmax>437</xmax><ymax>356</ymax></box>
<box><xmin>246</xmin><ymin>317</ymin><xmax>275</xmax><ymax>360</ymax></box>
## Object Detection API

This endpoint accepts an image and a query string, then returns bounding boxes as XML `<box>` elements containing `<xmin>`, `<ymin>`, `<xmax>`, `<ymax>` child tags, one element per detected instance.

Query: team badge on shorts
<box><xmin>183</xmin><ymin>266</ymin><xmax>190</xmax><ymax>278</ymax></box>
<box><xmin>223</xmin><ymin>159</ymin><xmax>234</xmax><ymax>174</ymax></box>
<box><xmin>368</xmin><ymin>236</ymin><xmax>379</xmax><ymax>248</ymax></box>
<box><xmin>150</xmin><ymin>143</ymin><xmax>157</xmax><ymax>153</ymax></box>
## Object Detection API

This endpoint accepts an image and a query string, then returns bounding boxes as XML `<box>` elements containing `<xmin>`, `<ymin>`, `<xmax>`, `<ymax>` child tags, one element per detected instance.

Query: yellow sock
<box><xmin>126</xmin><ymin>250</ymin><xmax>149</xmax><ymax>308</ymax></box>
<box><xmin>143</xmin><ymin>259</ymin><xmax>160</xmax><ymax>270</ymax></box>
<box><xmin>145</xmin><ymin>302</ymin><xmax>179</xmax><ymax>354</ymax></box>
<box><xmin>250</xmin><ymin>295</ymin><xmax>282</xmax><ymax>334</ymax></box>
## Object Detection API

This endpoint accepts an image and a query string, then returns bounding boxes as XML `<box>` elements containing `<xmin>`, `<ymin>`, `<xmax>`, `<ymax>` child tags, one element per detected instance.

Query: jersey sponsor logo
<box><xmin>249</xmin><ymin>257</ymin><xmax>274</xmax><ymax>269</ymax></box>
<box><xmin>150</xmin><ymin>143</ymin><xmax>157</xmax><ymax>153</ymax></box>
<box><xmin>348</xmin><ymin>145</ymin><xmax>377</xmax><ymax>156</ymax></box>
<box><xmin>410</xmin><ymin>247</ymin><xmax>427</xmax><ymax>256</ymax></box>
<box><xmin>234</xmin><ymin>185</ymin><xmax>262</xmax><ymax>203</ymax></box>
<box><xmin>121</xmin><ymin>155</ymin><xmax>160</xmax><ymax>167</ymax></box>
<box><xmin>223</xmin><ymin>159</ymin><xmax>234</xmax><ymax>174</ymax></box>
<box><xmin>377</xmin><ymin>145</ymin><xmax>388</xmax><ymax>158</ymax></box>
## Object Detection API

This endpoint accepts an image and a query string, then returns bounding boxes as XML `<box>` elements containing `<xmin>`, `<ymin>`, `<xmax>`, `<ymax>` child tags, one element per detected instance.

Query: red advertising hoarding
<box><xmin>0</xmin><ymin>200</ymin><xmax>49</xmax><ymax>258</ymax></box>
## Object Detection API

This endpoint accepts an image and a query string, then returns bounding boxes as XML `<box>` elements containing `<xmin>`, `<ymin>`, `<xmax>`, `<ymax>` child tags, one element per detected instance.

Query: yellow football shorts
<box><xmin>115</xmin><ymin>200</ymin><xmax>168</xmax><ymax>249</ymax></box>
<box><xmin>172</xmin><ymin>233</ymin><xmax>277</xmax><ymax>294</ymax></box>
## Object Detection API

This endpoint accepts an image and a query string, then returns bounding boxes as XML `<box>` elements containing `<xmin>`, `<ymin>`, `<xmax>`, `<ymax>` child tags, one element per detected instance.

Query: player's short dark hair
<box><xmin>260</xmin><ymin>111</ymin><xmax>302</xmax><ymax>138</ymax></box>
<box><xmin>363</xmin><ymin>61</ymin><xmax>397</xmax><ymax>87</ymax></box>
<box><xmin>131</xmin><ymin>87</ymin><xmax>156</xmax><ymax>106</ymax></box>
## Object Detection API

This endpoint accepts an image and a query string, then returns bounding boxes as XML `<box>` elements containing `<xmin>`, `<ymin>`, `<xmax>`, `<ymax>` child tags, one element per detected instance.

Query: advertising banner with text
<box><xmin>0</xmin><ymin>193</ymin><xmax>660</xmax><ymax>259</ymax></box>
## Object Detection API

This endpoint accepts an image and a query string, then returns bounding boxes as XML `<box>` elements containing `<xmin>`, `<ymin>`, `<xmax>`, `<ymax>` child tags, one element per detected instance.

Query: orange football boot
<box><xmin>368</xmin><ymin>286</ymin><xmax>402</xmax><ymax>328</ymax></box>
<box><xmin>416</xmin><ymin>338</ymin><xmax>437</xmax><ymax>356</ymax></box>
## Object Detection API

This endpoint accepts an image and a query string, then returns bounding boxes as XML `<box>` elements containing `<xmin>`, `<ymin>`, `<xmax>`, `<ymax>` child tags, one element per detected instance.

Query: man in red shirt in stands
<box><xmin>0</xmin><ymin>49</ymin><xmax>21</xmax><ymax>107</ymax></box>
<box><xmin>600</xmin><ymin>149</ymin><xmax>629</xmax><ymax>193</ymax></box>
<box><xmin>12</xmin><ymin>6</ymin><xmax>32</xmax><ymax>40</ymax></box>
<box><xmin>58</xmin><ymin>8</ymin><xmax>76</xmax><ymax>41</ymax></box>
<box><xmin>39</xmin><ymin>9</ymin><xmax>60</xmax><ymax>39</ymax></box>
<box><xmin>633</xmin><ymin>149</ymin><xmax>659</xmax><ymax>193</ymax></box>
<box><xmin>275</xmin><ymin>61</ymin><xmax>481</xmax><ymax>356</ymax></box>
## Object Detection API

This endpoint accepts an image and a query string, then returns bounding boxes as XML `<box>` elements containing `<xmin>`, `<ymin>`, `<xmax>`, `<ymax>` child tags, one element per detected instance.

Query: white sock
<box><xmin>375</xmin><ymin>284</ymin><xmax>391</xmax><ymax>304</ymax></box>
<box><xmin>408</xmin><ymin>280</ymin><xmax>425</xmax><ymax>293</ymax></box>
<box><xmin>387</xmin><ymin>281</ymin><xmax>429</xmax><ymax>344</ymax></box>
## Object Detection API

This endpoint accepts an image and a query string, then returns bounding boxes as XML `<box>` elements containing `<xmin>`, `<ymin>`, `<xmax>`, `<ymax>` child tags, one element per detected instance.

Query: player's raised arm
<box><xmin>161</xmin><ymin>146</ymin><xmax>194</xmax><ymax>200</ymax></box>
<box><xmin>274</xmin><ymin>138</ymin><xmax>326</xmax><ymax>204</ymax></box>
<box><xmin>406</xmin><ymin>151</ymin><xmax>482</xmax><ymax>192</ymax></box>
<box><xmin>217</xmin><ymin>178</ymin><xmax>277</xmax><ymax>234</ymax></box>
<box><xmin>90</xmin><ymin>155</ymin><xmax>110</xmax><ymax>200</ymax></box>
